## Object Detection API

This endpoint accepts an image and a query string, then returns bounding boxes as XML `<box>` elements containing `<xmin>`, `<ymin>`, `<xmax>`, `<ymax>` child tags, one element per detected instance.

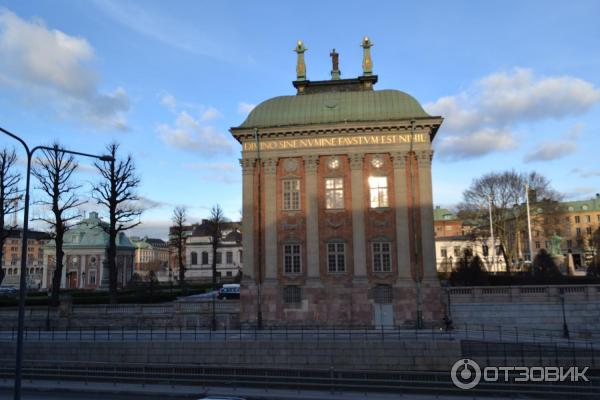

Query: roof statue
<box><xmin>294</xmin><ymin>40</ymin><xmax>307</xmax><ymax>81</ymax></box>
<box><xmin>361</xmin><ymin>36</ymin><xmax>373</xmax><ymax>76</ymax></box>
<box><xmin>330</xmin><ymin>48</ymin><xmax>340</xmax><ymax>80</ymax></box>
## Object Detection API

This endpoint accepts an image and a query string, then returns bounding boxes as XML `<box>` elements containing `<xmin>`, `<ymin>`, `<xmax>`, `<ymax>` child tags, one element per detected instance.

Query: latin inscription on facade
<box><xmin>242</xmin><ymin>133</ymin><xmax>428</xmax><ymax>152</ymax></box>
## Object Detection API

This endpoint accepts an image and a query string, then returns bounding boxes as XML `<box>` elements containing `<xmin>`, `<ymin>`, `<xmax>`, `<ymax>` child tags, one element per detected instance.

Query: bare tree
<box><xmin>0</xmin><ymin>148</ymin><xmax>20</xmax><ymax>286</ymax></box>
<box><xmin>208</xmin><ymin>204</ymin><xmax>226</xmax><ymax>330</ymax></box>
<box><xmin>32</xmin><ymin>143</ymin><xmax>83</xmax><ymax>305</ymax></box>
<box><xmin>170</xmin><ymin>206</ymin><xmax>187</xmax><ymax>292</ymax></box>
<box><xmin>459</xmin><ymin>170</ymin><xmax>562</xmax><ymax>272</ymax></box>
<box><xmin>92</xmin><ymin>143</ymin><xmax>141</xmax><ymax>304</ymax></box>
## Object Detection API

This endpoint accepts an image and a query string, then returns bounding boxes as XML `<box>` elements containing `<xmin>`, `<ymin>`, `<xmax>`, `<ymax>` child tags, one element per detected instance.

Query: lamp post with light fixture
<box><xmin>0</xmin><ymin>126</ymin><xmax>114</xmax><ymax>400</ymax></box>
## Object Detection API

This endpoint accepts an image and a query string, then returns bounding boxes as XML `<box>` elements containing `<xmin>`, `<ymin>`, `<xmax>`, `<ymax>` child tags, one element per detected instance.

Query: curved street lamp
<box><xmin>0</xmin><ymin>126</ymin><xmax>114</xmax><ymax>400</ymax></box>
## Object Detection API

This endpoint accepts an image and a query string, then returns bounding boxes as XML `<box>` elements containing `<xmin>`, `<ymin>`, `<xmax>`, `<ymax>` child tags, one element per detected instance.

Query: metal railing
<box><xmin>0</xmin><ymin>323</ymin><xmax>597</xmax><ymax>345</ymax></box>
<box><xmin>0</xmin><ymin>360</ymin><xmax>598</xmax><ymax>398</ymax></box>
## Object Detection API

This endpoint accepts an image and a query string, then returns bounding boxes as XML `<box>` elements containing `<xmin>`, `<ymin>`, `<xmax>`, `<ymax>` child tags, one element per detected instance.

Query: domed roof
<box><xmin>239</xmin><ymin>89</ymin><xmax>430</xmax><ymax>129</ymax></box>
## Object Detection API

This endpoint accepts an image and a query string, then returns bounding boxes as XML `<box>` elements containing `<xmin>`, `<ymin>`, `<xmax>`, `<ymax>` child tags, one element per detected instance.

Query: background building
<box><xmin>130</xmin><ymin>236</ymin><xmax>170</xmax><ymax>278</ymax></box>
<box><xmin>435</xmin><ymin>236</ymin><xmax>504</xmax><ymax>273</ymax></box>
<box><xmin>1</xmin><ymin>229</ymin><xmax>51</xmax><ymax>288</ymax></box>
<box><xmin>43</xmin><ymin>212</ymin><xmax>134</xmax><ymax>290</ymax></box>
<box><xmin>231</xmin><ymin>40</ymin><xmax>444</xmax><ymax>327</ymax></box>
<box><xmin>185</xmin><ymin>220</ymin><xmax>242</xmax><ymax>280</ymax></box>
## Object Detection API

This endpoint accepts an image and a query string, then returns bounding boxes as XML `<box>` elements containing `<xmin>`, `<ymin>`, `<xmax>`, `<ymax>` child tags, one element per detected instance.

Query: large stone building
<box><xmin>230</xmin><ymin>39</ymin><xmax>444</xmax><ymax>327</ymax></box>
<box><xmin>130</xmin><ymin>236</ymin><xmax>170</xmax><ymax>276</ymax></box>
<box><xmin>43</xmin><ymin>212</ymin><xmax>135</xmax><ymax>290</ymax></box>
<box><xmin>184</xmin><ymin>220</ymin><xmax>242</xmax><ymax>280</ymax></box>
<box><xmin>1</xmin><ymin>229</ymin><xmax>51</xmax><ymax>288</ymax></box>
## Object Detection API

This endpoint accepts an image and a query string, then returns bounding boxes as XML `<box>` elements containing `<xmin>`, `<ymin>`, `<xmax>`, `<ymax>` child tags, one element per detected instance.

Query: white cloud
<box><xmin>570</xmin><ymin>167</ymin><xmax>600</xmax><ymax>178</ymax></box>
<box><xmin>0</xmin><ymin>8</ymin><xmax>130</xmax><ymax>130</ymax></box>
<box><xmin>524</xmin><ymin>142</ymin><xmax>577</xmax><ymax>163</ymax></box>
<box><xmin>238</xmin><ymin>102</ymin><xmax>256</xmax><ymax>114</ymax></box>
<box><xmin>157</xmin><ymin>111</ymin><xmax>233</xmax><ymax>156</ymax></box>
<box><xmin>157</xmin><ymin>94</ymin><xmax>231</xmax><ymax>155</ymax></box>
<box><xmin>160</xmin><ymin>93</ymin><xmax>177</xmax><ymax>112</ymax></box>
<box><xmin>201</xmin><ymin>106</ymin><xmax>222</xmax><ymax>121</ymax></box>
<box><xmin>524</xmin><ymin>124</ymin><xmax>583</xmax><ymax>163</ymax></box>
<box><xmin>425</xmin><ymin>68</ymin><xmax>600</xmax><ymax>160</ymax></box>
<box><xmin>435</xmin><ymin>128</ymin><xmax>517</xmax><ymax>161</ymax></box>
<box><xmin>180</xmin><ymin>161</ymin><xmax>240</xmax><ymax>184</ymax></box>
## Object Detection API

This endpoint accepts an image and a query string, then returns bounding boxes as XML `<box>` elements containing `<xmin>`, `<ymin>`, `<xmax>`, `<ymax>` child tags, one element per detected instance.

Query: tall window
<box><xmin>325</xmin><ymin>178</ymin><xmax>344</xmax><ymax>209</ymax></box>
<box><xmin>441</xmin><ymin>248</ymin><xmax>448</xmax><ymax>258</ymax></box>
<box><xmin>283</xmin><ymin>244</ymin><xmax>301</xmax><ymax>274</ymax></box>
<box><xmin>201</xmin><ymin>251</ymin><xmax>209</xmax><ymax>264</ymax></box>
<box><xmin>89</xmin><ymin>270</ymin><xmax>96</xmax><ymax>285</ymax></box>
<box><xmin>216</xmin><ymin>252</ymin><xmax>222</xmax><ymax>264</ymax></box>
<box><xmin>226</xmin><ymin>251</ymin><xmax>233</xmax><ymax>264</ymax></box>
<box><xmin>575</xmin><ymin>216</ymin><xmax>580</xmax><ymax>224</ymax></box>
<box><xmin>368</xmin><ymin>176</ymin><xmax>388</xmax><ymax>208</ymax></box>
<box><xmin>191</xmin><ymin>252</ymin><xmax>198</xmax><ymax>265</ymax></box>
<box><xmin>372</xmin><ymin>242</ymin><xmax>391</xmax><ymax>272</ymax></box>
<box><xmin>283</xmin><ymin>179</ymin><xmax>300</xmax><ymax>210</ymax></box>
<box><xmin>327</xmin><ymin>242</ymin><xmax>345</xmax><ymax>273</ymax></box>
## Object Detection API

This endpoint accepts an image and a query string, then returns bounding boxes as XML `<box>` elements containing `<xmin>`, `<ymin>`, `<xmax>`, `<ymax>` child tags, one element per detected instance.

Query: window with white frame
<box><xmin>226</xmin><ymin>251</ymin><xmax>233</xmax><ymax>264</ymax></box>
<box><xmin>325</xmin><ymin>178</ymin><xmax>344</xmax><ymax>209</ymax></box>
<box><xmin>283</xmin><ymin>179</ymin><xmax>300</xmax><ymax>210</ymax></box>
<box><xmin>327</xmin><ymin>242</ymin><xmax>346</xmax><ymax>273</ymax></box>
<box><xmin>283</xmin><ymin>243</ymin><xmax>301</xmax><ymax>274</ymax></box>
<box><xmin>368</xmin><ymin>176</ymin><xmax>388</xmax><ymax>208</ymax></box>
<box><xmin>372</xmin><ymin>241</ymin><xmax>391</xmax><ymax>272</ymax></box>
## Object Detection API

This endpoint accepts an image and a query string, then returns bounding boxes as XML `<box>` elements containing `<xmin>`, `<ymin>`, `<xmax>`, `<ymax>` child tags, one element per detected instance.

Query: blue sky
<box><xmin>0</xmin><ymin>0</ymin><xmax>599</xmax><ymax>238</ymax></box>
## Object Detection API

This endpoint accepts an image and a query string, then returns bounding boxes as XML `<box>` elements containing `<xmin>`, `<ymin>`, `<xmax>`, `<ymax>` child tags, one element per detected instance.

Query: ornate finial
<box><xmin>294</xmin><ymin>40</ymin><xmax>307</xmax><ymax>81</ymax></box>
<box><xmin>330</xmin><ymin>48</ymin><xmax>340</xmax><ymax>80</ymax></box>
<box><xmin>361</xmin><ymin>36</ymin><xmax>373</xmax><ymax>76</ymax></box>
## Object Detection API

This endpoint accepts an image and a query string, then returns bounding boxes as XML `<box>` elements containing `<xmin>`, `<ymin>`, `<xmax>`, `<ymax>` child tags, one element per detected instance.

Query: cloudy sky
<box><xmin>0</xmin><ymin>0</ymin><xmax>599</xmax><ymax>238</ymax></box>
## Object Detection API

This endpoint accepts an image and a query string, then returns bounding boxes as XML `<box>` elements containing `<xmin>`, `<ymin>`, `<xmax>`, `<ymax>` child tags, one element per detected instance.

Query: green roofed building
<box><xmin>42</xmin><ymin>212</ymin><xmax>134</xmax><ymax>290</ymax></box>
<box><xmin>230</xmin><ymin>38</ymin><xmax>445</xmax><ymax>328</ymax></box>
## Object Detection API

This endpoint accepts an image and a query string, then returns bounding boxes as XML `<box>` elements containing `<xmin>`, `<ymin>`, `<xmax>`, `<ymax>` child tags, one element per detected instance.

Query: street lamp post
<box><xmin>0</xmin><ymin>126</ymin><xmax>113</xmax><ymax>400</ymax></box>
<box><xmin>559</xmin><ymin>288</ymin><xmax>570</xmax><ymax>339</ymax></box>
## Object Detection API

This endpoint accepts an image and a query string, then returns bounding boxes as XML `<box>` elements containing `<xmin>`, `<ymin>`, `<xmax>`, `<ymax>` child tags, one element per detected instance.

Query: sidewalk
<box><xmin>0</xmin><ymin>379</ymin><xmax>511</xmax><ymax>400</ymax></box>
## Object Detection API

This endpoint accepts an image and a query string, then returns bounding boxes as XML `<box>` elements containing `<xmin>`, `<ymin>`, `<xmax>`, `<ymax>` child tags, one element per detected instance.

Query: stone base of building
<box><xmin>240</xmin><ymin>277</ymin><xmax>444</xmax><ymax>328</ymax></box>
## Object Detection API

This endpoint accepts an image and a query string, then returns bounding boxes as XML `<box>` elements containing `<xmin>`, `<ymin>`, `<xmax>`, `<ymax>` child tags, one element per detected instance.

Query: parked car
<box><xmin>0</xmin><ymin>286</ymin><xmax>18</xmax><ymax>296</ymax></box>
<box><xmin>218</xmin><ymin>284</ymin><xmax>240</xmax><ymax>300</ymax></box>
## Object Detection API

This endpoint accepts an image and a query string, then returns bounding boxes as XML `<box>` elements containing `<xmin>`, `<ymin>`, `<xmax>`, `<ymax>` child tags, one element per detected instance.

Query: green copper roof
<box><xmin>45</xmin><ymin>212</ymin><xmax>134</xmax><ymax>249</ymax></box>
<box><xmin>559</xmin><ymin>196</ymin><xmax>600</xmax><ymax>212</ymax></box>
<box><xmin>239</xmin><ymin>89</ymin><xmax>430</xmax><ymax>129</ymax></box>
<box><xmin>434</xmin><ymin>208</ymin><xmax>458</xmax><ymax>221</ymax></box>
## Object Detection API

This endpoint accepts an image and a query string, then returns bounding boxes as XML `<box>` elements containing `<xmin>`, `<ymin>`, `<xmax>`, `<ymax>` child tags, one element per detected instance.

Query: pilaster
<box><xmin>416</xmin><ymin>150</ymin><xmax>437</xmax><ymax>280</ymax></box>
<box><xmin>240</xmin><ymin>158</ymin><xmax>255</xmax><ymax>279</ymax></box>
<box><xmin>349</xmin><ymin>153</ymin><xmax>367</xmax><ymax>282</ymax></box>
<box><xmin>392</xmin><ymin>152</ymin><xmax>413</xmax><ymax>283</ymax></box>
<box><xmin>263</xmin><ymin>158</ymin><xmax>278</xmax><ymax>280</ymax></box>
<box><xmin>303</xmin><ymin>155</ymin><xmax>320</xmax><ymax>283</ymax></box>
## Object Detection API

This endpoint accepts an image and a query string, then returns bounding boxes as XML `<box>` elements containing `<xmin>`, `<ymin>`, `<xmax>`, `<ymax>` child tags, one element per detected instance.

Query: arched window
<box><xmin>191</xmin><ymin>252</ymin><xmax>198</xmax><ymax>265</ymax></box>
<box><xmin>201</xmin><ymin>251</ymin><xmax>209</xmax><ymax>265</ymax></box>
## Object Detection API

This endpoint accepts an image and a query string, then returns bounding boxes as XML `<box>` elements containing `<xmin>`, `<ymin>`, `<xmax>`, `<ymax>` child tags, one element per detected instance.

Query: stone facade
<box><xmin>230</xmin><ymin>44</ymin><xmax>444</xmax><ymax>327</ymax></box>
<box><xmin>42</xmin><ymin>212</ymin><xmax>135</xmax><ymax>290</ymax></box>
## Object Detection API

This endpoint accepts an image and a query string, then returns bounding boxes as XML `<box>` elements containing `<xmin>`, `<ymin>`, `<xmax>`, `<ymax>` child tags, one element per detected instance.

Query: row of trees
<box><xmin>458</xmin><ymin>170</ymin><xmax>567</xmax><ymax>272</ymax></box>
<box><xmin>0</xmin><ymin>142</ymin><xmax>141</xmax><ymax>305</ymax></box>
<box><xmin>169</xmin><ymin>204</ymin><xmax>227</xmax><ymax>295</ymax></box>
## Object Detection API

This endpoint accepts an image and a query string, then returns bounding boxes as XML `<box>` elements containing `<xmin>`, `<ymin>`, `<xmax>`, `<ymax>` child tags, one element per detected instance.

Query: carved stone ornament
<box><xmin>281</xmin><ymin>219</ymin><xmax>303</xmax><ymax>230</ymax></box>
<box><xmin>371</xmin><ymin>154</ymin><xmax>384</xmax><ymax>169</ymax></box>
<box><xmin>284</xmin><ymin>158</ymin><xmax>298</xmax><ymax>173</ymax></box>
<box><xmin>327</xmin><ymin>156</ymin><xmax>340</xmax><ymax>170</ymax></box>
<box><xmin>372</xmin><ymin>218</ymin><xmax>390</xmax><ymax>228</ymax></box>
<box><xmin>349</xmin><ymin>153</ymin><xmax>364</xmax><ymax>170</ymax></box>
<box><xmin>325</xmin><ymin>218</ymin><xmax>344</xmax><ymax>229</ymax></box>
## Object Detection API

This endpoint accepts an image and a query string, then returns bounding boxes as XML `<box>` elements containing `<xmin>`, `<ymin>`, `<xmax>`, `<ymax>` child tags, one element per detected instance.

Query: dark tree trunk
<box><xmin>108</xmin><ymin>202</ymin><xmax>118</xmax><ymax>303</ymax></box>
<box><xmin>51</xmin><ymin>233</ymin><xmax>64</xmax><ymax>306</ymax></box>
<box><xmin>178</xmin><ymin>238</ymin><xmax>186</xmax><ymax>294</ymax></box>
